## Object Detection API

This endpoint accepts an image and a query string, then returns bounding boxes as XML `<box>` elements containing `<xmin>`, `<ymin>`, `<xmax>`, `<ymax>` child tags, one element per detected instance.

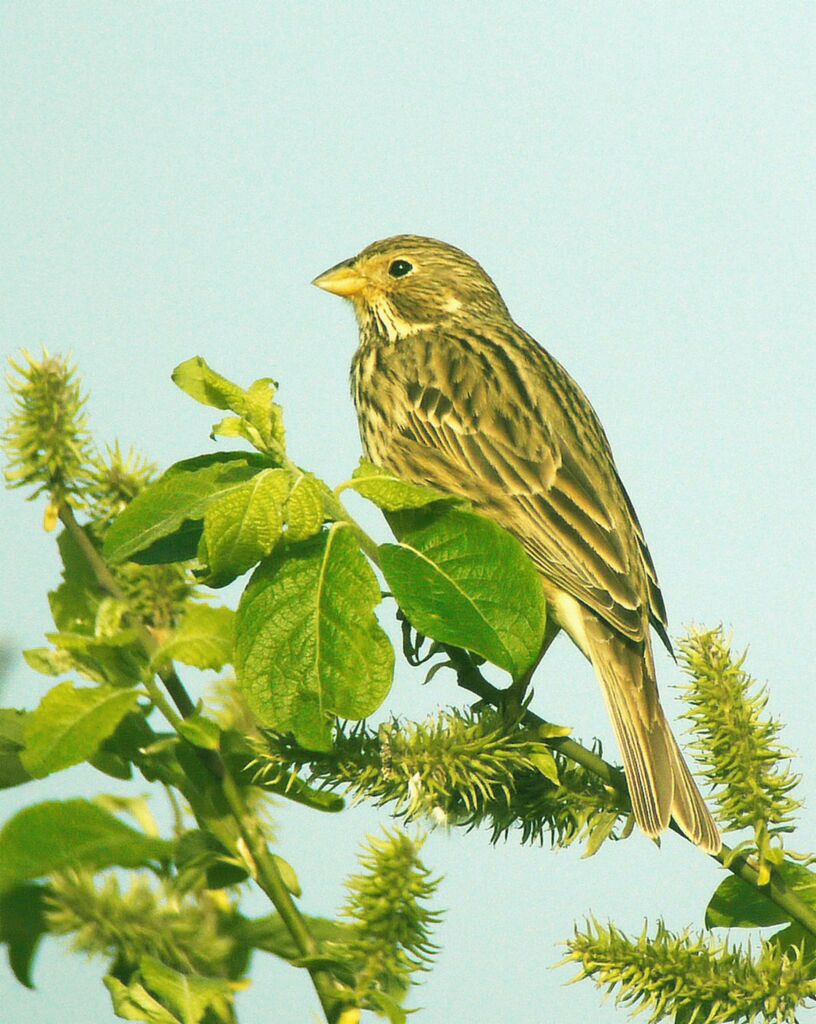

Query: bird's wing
<box><xmin>377</xmin><ymin>328</ymin><xmax>664</xmax><ymax>645</ymax></box>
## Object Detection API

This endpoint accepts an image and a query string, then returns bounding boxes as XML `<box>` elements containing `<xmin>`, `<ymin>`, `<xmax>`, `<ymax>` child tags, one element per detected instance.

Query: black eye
<box><xmin>388</xmin><ymin>259</ymin><xmax>413</xmax><ymax>278</ymax></box>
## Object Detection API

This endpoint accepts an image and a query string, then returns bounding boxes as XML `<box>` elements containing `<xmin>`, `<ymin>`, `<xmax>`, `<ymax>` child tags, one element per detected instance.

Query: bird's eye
<box><xmin>388</xmin><ymin>259</ymin><xmax>413</xmax><ymax>278</ymax></box>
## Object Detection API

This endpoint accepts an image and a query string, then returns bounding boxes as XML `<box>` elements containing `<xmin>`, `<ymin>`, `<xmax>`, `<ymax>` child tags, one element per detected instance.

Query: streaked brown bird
<box><xmin>313</xmin><ymin>235</ymin><xmax>720</xmax><ymax>853</ymax></box>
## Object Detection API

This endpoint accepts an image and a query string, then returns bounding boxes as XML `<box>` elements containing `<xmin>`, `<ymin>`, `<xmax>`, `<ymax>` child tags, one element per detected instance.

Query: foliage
<box><xmin>2</xmin><ymin>351</ymin><xmax>815</xmax><ymax>1023</ymax></box>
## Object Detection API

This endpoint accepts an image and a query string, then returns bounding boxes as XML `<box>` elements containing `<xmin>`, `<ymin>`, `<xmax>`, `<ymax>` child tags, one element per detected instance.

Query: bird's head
<box><xmin>312</xmin><ymin>235</ymin><xmax>508</xmax><ymax>341</ymax></box>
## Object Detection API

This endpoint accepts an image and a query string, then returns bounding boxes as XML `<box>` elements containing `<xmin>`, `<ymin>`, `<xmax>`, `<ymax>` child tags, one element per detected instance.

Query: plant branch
<box><xmin>328</xmin><ymin>502</ymin><xmax>816</xmax><ymax>939</ymax></box>
<box><xmin>58</xmin><ymin>504</ymin><xmax>344</xmax><ymax>1023</ymax></box>
<box><xmin>444</xmin><ymin>645</ymin><xmax>816</xmax><ymax>940</ymax></box>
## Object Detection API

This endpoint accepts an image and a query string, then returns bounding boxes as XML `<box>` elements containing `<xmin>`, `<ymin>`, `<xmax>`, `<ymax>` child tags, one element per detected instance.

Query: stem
<box><xmin>219</xmin><ymin>771</ymin><xmax>323</xmax><ymax>959</ymax></box>
<box><xmin>446</xmin><ymin>646</ymin><xmax>816</xmax><ymax>940</ymax></box>
<box><xmin>58</xmin><ymin>504</ymin><xmax>343</xmax><ymax>1022</ymax></box>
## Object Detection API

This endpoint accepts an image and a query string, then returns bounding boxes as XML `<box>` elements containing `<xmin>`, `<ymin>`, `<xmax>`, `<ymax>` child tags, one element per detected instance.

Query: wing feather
<box><xmin>369</xmin><ymin>327</ymin><xmax>667</xmax><ymax>644</ymax></box>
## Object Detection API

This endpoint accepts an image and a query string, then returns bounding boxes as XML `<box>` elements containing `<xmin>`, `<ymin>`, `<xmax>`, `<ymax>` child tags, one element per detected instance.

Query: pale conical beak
<box><xmin>312</xmin><ymin>259</ymin><xmax>367</xmax><ymax>297</ymax></box>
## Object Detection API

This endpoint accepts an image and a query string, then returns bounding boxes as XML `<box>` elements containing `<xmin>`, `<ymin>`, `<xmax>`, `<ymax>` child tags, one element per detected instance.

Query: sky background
<box><xmin>1</xmin><ymin>3</ymin><xmax>815</xmax><ymax>1022</ymax></box>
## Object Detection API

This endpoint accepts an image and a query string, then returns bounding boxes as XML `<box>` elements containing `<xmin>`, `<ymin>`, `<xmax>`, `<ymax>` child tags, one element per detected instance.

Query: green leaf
<box><xmin>48</xmin><ymin>528</ymin><xmax>100</xmax><ymax>632</ymax></box>
<box><xmin>103</xmin><ymin>453</ymin><xmax>268</xmax><ymax>565</ymax></box>
<box><xmin>152</xmin><ymin>605</ymin><xmax>235</xmax><ymax>671</ymax></box>
<box><xmin>769</xmin><ymin>923</ymin><xmax>816</xmax><ymax>964</ymax></box>
<box><xmin>89</xmin><ymin>710</ymin><xmax>156</xmax><ymax>781</ymax></box>
<box><xmin>581</xmin><ymin>810</ymin><xmax>620</xmax><ymax>858</ymax></box>
<box><xmin>0</xmin><ymin>709</ymin><xmax>33</xmax><ymax>789</ymax></box>
<box><xmin>200</xmin><ymin>468</ymin><xmax>291</xmax><ymax>586</ymax></box>
<box><xmin>177</xmin><ymin>714</ymin><xmax>221</xmax><ymax>751</ymax></box>
<box><xmin>705</xmin><ymin>862</ymin><xmax>816</xmax><ymax>928</ymax></box>
<box><xmin>537</xmin><ymin>722</ymin><xmax>573</xmax><ymax>739</ymax></box>
<box><xmin>174</xmin><ymin>830</ymin><xmax>248</xmax><ymax>890</ymax></box>
<box><xmin>37</xmin><ymin>632</ymin><xmax>145</xmax><ymax>688</ymax></box>
<box><xmin>530</xmin><ymin>748</ymin><xmax>560</xmax><ymax>785</ymax></box>
<box><xmin>380</xmin><ymin>506</ymin><xmax>547</xmax><ymax>677</ymax></box>
<box><xmin>93</xmin><ymin>795</ymin><xmax>160</xmax><ymax>839</ymax></box>
<box><xmin>172</xmin><ymin>357</ymin><xmax>247</xmax><ymax>411</ymax></box>
<box><xmin>105</xmin><ymin>976</ymin><xmax>179</xmax><ymax>1024</ymax></box>
<box><xmin>21</xmin><ymin>682</ymin><xmax>141</xmax><ymax>778</ymax></box>
<box><xmin>139</xmin><ymin>954</ymin><xmax>235</xmax><ymax>1024</ymax></box>
<box><xmin>128</xmin><ymin>521</ymin><xmax>204</xmax><ymax>566</ymax></box>
<box><xmin>272</xmin><ymin>855</ymin><xmax>301</xmax><ymax>897</ymax></box>
<box><xmin>343</xmin><ymin>459</ymin><xmax>456</xmax><ymax>511</ymax></box>
<box><xmin>0</xmin><ymin>883</ymin><xmax>48</xmax><ymax>988</ymax></box>
<box><xmin>284</xmin><ymin>471</ymin><xmax>327</xmax><ymax>541</ymax></box>
<box><xmin>0</xmin><ymin>799</ymin><xmax>173</xmax><ymax>891</ymax></box>
<box><xmin>237</xmin><ymin>913</ymin><xmax>354</xmax><ymax>962</ymax></box>
<box><xmin>172</xmin><ymin>357</ymin><xmax>285</xmax><ymax>458</ymax></box>
<box><xmin>23</xmin><ymin>646</ymin><xmax>75</xmax><ymax>677</ymax></box>
<box><xmin>235</xmin><ymin>524</ymin><xmax>394</xmax><ymax>750</ymax></box>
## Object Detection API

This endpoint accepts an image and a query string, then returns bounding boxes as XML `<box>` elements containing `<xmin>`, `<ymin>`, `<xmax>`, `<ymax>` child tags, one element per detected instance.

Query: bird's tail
<box><xmin>581</xmin><ymin>611</ymin><xmax>721</xmax><ymax>854</ymax></box>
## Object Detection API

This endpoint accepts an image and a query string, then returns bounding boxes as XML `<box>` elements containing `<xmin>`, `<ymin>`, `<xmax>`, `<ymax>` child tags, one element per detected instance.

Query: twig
<box><xmin>444</xmin><ymin>644</ymin><xmax>816</xmax><ymax>940</ymax></box>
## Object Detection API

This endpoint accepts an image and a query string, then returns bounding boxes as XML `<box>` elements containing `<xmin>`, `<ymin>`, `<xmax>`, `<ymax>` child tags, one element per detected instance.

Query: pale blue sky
<box><xmin>1</xmin><ymin>4</ymin><xmax>815</xmax><ymax>1022</ymax></box>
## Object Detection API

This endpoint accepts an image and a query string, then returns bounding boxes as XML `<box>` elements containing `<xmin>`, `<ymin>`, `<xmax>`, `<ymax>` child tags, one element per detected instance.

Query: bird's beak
<box><xmin>312</xmin><ymin>259</ymin><xmax>368</xmax><ymax>297</ymax></box>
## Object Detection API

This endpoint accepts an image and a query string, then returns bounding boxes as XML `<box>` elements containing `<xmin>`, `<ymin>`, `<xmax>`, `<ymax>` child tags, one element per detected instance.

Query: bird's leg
<box><xmin>502</xmin><ymin>620</ymin><xmax>561</xmax><ymax>723</ymax></box>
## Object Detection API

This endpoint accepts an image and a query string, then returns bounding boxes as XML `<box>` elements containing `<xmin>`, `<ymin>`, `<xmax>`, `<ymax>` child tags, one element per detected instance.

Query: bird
<box><xmin>312</xmin><ymin>234</ymin><xmax>720</xmax><ymax>853</ymax></box>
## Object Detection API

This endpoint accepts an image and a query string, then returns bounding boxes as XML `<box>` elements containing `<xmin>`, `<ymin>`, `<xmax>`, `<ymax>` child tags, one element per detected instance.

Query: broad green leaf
<box><xmin>90</xmin><ymin>710</ymin><xmax>155</xmax><ymax>781</ymax></box>
<box><xmin>237</xmin><ymin>913</ymin><xmax>354</xmax><ymax>962</ymax></box>
<box><xmin>284</xmin><ymin>471</ymin><xmax>326</xmax><ymax>541</ymax></box>
<box><xmin>94</xmin><ymin>795</ymin><xmax>160</xmax><ymax>837</ymax></box>
<box><xmin>47</xmin><ymin>628</ymin><xmax>141</xmax><ymax>651</ymax></box>
<box><xmin>0</xmin><ymin>799</ymin><xmax>172</xmax><ymax>891</ymax></box>
<box><xmin>235</xmin><ymin>524</ymin><xmax>394</xmax><ymax>750</ymax></box>
<box><xmin>177</xmin><ymin>714</ymin><xmax>221</xmax><ymax>751</ymax></box>
<box><xmin>770</xmin><ymin>923</ymin><xmax>816</xmax><ymax>964</ymax></box>
<box><xmin>103</xmin><ymin>453</ymin><xmax>268</xmax><ymax>565</ymax></box>
<box><xmin>705</xmin><ymin>862</ymin><xmax>816</xmax><ymax>928</ymax></box>
<box><xmin>35</xmin><ymin>633</ymin><xmax>145</xmax><ymax>688</ymax></box>
<box><xmin>22</xmin><ymin>682</ymin><xmax>141</xmax><ymax>778</ymax></box>
<box><xmin>105</xmin><ymin>976</ymin><xmax>179</xmax><ymax>1024</ymax></box>
<box><xmin>172</xmin><ymin>357</ymin><xmax>248</xmax><ymax>413</ymax></box>
<box><xmin>0</xmin><ymin>709</ymin><xmax>32</xmax><ymax>789</ymax></box>
<box><xmin>200</xmin><ymin>468</ymin><xmax>291</xmax><ymax>585</ymax></box>
<box><xmin>342</xmin><ymin>459</ymin><xmax>455</xmax><ymax>511</ymax></box>
<box><xmin>174</xmin><ymin>830</ymin><xmax>248</xmax><ymax>890</ymax></box>
<box><xmin>94</xmin><ymin>597</ymin><xmax>129</xmax><ymax>638</ymax></box>
<box><xmin>172</xmin><ymin>357</ymin><xmax>285</xmax><ymax>457</ymax></box>
<box><xmin>127</xmin><ymin>520</ymin><xmax>204</xmax><ymax>566</ymax></box>
<box><xmin>0</xmin><ymin>883</ymin><xmax>48</xmax><ymax>988</ymax></box>
<box><xmin>244</xmin><ymin>377</ymin><xmax>286</xmax><ymax>455</ymax></box>
<box><xmin>152</xmin><ymin>605</ymin><xmax>235</xmax><ymax>671</ymax></box>
<box><xmin>48</xmin><ymin>528</ymin><xmax>100</xmax><ymax>633</ymax></box>
<box><xmin>380</xmin><ymin>506</ymin><xmax>547</xmax><ymax>677</ymax></box>
<box><xmin>23</xmin><ymin>647</ymin><xmax>75</xmax><ymax>677</ymax></box>
<box><xmin>139</xmin><ymin>955</ymin><xmax>235</xmax><ymax>1024</ymax></box>
<box><xmin>210</xmin><ymin>415</ymin><xmax>262</xmax><ymax>450</ymax></box>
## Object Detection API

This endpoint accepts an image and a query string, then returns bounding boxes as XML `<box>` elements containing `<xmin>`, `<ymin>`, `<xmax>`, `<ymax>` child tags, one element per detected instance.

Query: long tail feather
<box><xmin>581</xmin><ymin>609</ymin><xmax>720</xmax><ymax>852</ymax></box>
